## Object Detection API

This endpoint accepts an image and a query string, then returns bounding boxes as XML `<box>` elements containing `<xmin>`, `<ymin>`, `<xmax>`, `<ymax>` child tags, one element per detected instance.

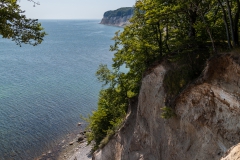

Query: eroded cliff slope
<box><xmin>93</xmin><ymin>52</ymin><xmax>240</xmax><ymax>160</ymax></box>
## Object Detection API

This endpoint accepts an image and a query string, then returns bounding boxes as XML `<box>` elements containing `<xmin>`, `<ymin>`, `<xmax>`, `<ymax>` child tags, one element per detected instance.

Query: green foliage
<box><xmin>164</xmin><ymin>67</ymin><xmax>190</xmax><ymax>95</ymax></box>
<box><xmin>86</xmin><ymin>0</ymin><xmax>240</xmax><ymax>150</ymax></box>
<box><xmin>0</xmin><ymin>0</ymin><xmax>46</xmax><ymax>46</ymax></box>
<box><xmin>104</xmin><ymin>7</ymin><xmax>134</xmax><ymax>18</ymax></box>
<box><xmin>164</xmin><ymin>40</ymin><xmax>211</xmax><ymax>97</ymax></box>
<box><xmin>85</xmin><ymin>79</ymin><xmax>128</xmax><ymax>149</ymax></box>
<box><xmin>161</xmin><ymin>106</ymin><xmax>176</xmax><ymax>119</ymax></box>
<box><xmin>98</xmin><ymin>130</ymin><xmax>114</xmax><ymax>149</ymax></box>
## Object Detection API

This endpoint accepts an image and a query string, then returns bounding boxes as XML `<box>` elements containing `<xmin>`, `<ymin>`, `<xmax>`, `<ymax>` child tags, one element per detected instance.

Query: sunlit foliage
<box><xmin>0</xmin><ymin>0</ymin><xmax>46</xmax><ymax>46</ymax></box>
<box><xmin>86</xmin><ymin>0</ymin><xmax>240</xmax><ymax>149</ymax></box>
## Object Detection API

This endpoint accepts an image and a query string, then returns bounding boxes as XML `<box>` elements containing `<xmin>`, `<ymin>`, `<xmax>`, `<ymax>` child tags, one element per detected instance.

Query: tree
<box><xmin>86</xmin><ymin>0</ymin><xmax>240</xmax><ymax>149</ymax></box>
<box><xmin>0</xmin><ymin>0</ymin><xmax>46</xmax><ymax>46</ymax></box>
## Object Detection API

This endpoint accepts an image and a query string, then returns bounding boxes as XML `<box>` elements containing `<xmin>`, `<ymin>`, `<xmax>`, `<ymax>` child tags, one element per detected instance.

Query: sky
<box><xmin>19</xmin><ymin>0</ymin><xmax>136</xmax><ymax>19</ymax></box>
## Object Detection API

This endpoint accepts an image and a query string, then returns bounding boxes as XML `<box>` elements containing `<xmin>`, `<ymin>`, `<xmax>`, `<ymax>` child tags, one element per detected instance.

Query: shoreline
<box><xmin>35</xmin><ymin>124</ymin><xmax>92</xmax><ymax>160</ymax></box>
<box><xmin>58</xmin><ymin>140</ymin><xmax>92</xmax><ymax>160</ymax></box>
<box><xmin>57</xmin><ymin>133</ymin><xmax>93</xmax><ymax>160</ymax></box>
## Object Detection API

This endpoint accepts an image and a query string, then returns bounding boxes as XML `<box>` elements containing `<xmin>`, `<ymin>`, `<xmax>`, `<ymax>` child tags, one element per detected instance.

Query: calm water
<box><xmin>0</xmin><ymin>20</ymin><xmax>121</xmax><ymax>159</ymax></box>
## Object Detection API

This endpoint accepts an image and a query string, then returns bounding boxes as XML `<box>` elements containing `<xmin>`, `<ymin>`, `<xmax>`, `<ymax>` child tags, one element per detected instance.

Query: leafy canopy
<box><xmin>103</xmin><ymin>7</ymin><xmax>134</xmax><ymax>18</ymax></box>
<box><xmin>86</xmin><ymin>0</ymin><xmax>240</xmax><ymax>149</ymax></box>
<box><xmin>0</xmin><ymin>0</ymin><xmax>46</xmax><ymax>46</ymax></box>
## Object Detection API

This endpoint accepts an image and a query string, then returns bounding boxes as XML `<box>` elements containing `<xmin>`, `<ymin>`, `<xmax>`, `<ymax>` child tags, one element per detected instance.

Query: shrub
<box><xmin>161</xmin><ymin>106</ymin><xmax>176</xmax><ymax>119</ymax></box>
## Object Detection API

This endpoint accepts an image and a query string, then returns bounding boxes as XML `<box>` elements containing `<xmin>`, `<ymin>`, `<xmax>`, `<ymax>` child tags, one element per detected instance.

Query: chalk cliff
<box><xmin>100</xmin><ymin>7</ymin><xmax>133</xmax><ymax>27</ymax></box>
<box><xmin>93</xmin><ymin>52</ymin><xmax>240</xmax><ymax>160</ymax></box>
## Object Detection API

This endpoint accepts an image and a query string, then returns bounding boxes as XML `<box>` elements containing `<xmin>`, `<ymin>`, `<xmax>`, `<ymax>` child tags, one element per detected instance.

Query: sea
<box><xmin>0</xmin><ymin>20</ymin><xmax>122</xmax><ymax>160</ymax></box>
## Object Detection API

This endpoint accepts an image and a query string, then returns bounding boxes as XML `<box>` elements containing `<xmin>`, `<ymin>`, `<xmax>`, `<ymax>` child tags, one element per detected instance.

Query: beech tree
<box><xmin>217</xmin><ymin>0</ymin><xmax>240</xmax><ymax>48</ymax></box>
<box><xmin>0</xmin><ymin>0</ymin><xmax>46</xmax><ymax>46</ymax></box>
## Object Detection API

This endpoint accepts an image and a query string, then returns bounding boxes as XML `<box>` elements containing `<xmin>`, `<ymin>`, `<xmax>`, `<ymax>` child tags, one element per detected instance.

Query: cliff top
<box><xmin>103</xmin><ymin>7</ymin><xmax>134</xmax><ymax>18</ymax></box>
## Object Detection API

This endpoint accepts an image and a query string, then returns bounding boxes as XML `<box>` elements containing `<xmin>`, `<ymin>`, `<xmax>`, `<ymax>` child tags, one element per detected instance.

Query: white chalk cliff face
<box><xmin>93</xmin><ymin>52</ymin><xmax>240</xmax><ymax>160</ymax></box>
<box><xmin>100</xmin><ymin>15</ymin><xmax>132</xmax><ymax>27</ymax></box>
<box><xmin>100</xmin><ymin>7</ymin><xmax>133</xmax><ymax>27</ymax></box>
<box><xmin>221</xmin><ymin>143</ymin><xmax>240</xmax><ymax>160</ymax></box>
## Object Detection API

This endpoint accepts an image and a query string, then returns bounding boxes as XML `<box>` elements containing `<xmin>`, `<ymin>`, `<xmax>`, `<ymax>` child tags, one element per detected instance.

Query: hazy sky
<box><xmin>18</xmin><ymin>0</ymin><xmax>136</xmax><ymax>19</ymax></box>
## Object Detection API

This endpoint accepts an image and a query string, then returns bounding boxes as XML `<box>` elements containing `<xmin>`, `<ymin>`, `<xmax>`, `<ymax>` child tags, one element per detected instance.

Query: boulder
<box><xmin>77</xmin><ymin>136</ymin><xmax>84</xmax><ymax>142</ymax></box>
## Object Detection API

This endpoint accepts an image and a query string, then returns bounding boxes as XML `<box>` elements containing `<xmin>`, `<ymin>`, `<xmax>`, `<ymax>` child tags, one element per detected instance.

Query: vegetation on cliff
<box><xmin>103</xmin><ymin>7</ymin><xmax>134</xmax><ymax>18</ymax></box>
<box><xmin>86</xmin><ymin>0</ymin><xmax>240</xmax><ymax>150</ymax></box>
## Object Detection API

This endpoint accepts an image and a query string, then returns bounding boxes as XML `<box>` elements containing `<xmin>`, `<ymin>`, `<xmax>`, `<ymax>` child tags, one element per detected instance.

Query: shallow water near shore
<box><xmin>0</xmin><ymin>20</ymin><xmax>121</xmax><ymax>160</ymax></box>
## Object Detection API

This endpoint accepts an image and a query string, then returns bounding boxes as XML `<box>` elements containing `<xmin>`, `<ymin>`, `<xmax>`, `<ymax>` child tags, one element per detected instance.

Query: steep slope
<box><xmin>100</xmin><ymin>7</ymin><xmax>133</xmax><ymax>27</ymax></box>
<box><xmin>93</xmin><ymin>52</ymin><xmax>240</xmax><ymax>160</ymax></box>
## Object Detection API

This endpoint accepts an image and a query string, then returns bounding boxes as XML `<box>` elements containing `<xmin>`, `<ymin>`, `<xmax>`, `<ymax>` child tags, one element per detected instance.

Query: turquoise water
<box><xmin>0</xmin><ymin>20</ymin><xmax>121</xmax><ymax>159</ymax></box>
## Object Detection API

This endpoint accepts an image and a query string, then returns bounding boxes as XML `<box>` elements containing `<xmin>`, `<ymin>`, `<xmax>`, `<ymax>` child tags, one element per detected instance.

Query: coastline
<box><xmin>35</xmin><ymin>124</ymin><xmax>92</xmax><ymax>160</ymax></box>
<box><xmin>57</xmin><ymin>136</ymin><xmax>92</xmax><ymax>160</ymax></box>
<box><xmin>99</xmin><ymin>22</ymin><xmax>124</xmax><ymax>28</ymax></box>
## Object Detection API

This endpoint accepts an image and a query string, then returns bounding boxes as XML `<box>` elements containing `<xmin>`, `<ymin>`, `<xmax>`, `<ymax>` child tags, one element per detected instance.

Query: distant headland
<box><xmin>100</xmin><ymin>7</ymin><xmax>134</xmax><ymax>27</ymax></box>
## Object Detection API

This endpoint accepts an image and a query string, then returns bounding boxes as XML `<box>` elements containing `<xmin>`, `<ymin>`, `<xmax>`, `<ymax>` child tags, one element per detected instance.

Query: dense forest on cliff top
<box><xmin>86</xmin><ymin>0</ymin><xmax>240</xmax><ymax>150</ymax></box>
<box><xmin>103</xmin><ymin>7</ymin><xmax>134</xmax><ymax>18</ymax></box>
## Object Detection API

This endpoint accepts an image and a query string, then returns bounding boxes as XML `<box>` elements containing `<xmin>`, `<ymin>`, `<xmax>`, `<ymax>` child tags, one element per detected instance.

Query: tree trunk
<box><xmin>218</xmin><ymin>0</ymin><xmax>232</xmax><ymax>49</ymax></box>
<box><xmin>198</xmin><ymin>4</ymin><xmax>217</xmax><ymax>53</ymax></box>
<box><xmin>226</xmin><ymin>0</ymin><xmax>236</xmax><ymax>46</ymax></box>
<box><xmin>156</xmin><ymin>22</ymin><xmax>163</xmax><ymax>57</ymax></box>
<box><xmin>233</xmin><ymin>0</ymin><xmax>240</xmax><ymax>46</ymax></box>
<box><xmin>165</xmin><ymin>23</ymin><xmax>170</xmax><ymax>52</ymax></box>
<box><xmin>188</xmin><ymin>8</ymin><xmax>197</xmax><ymax>38</ymax></box>
<box><xmin>191</xmin><ymin>1</ymin><xmax>216</xmax><ymax>53</ymax></box>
